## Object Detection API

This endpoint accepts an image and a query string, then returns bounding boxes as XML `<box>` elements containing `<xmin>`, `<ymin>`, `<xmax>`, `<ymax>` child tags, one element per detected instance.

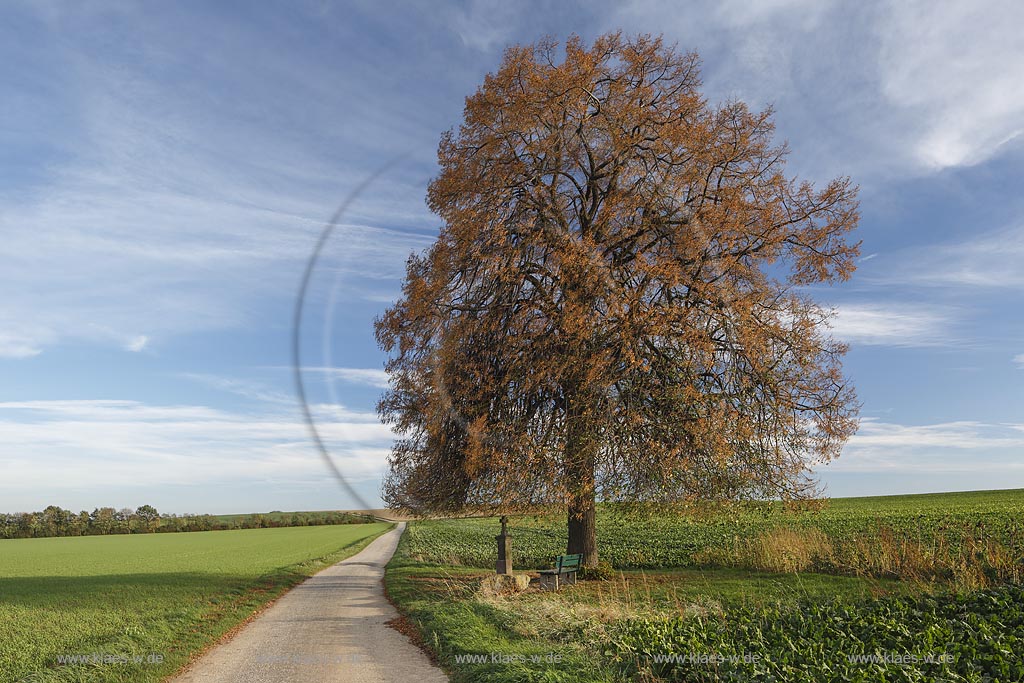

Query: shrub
<box><xmin>579</xmin><ymin>561</ymin><xmax>616</xmax><ymax>582</ymax></box>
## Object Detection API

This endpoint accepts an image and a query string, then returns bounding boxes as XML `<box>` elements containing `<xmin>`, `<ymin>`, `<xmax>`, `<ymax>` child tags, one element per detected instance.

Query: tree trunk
<box><xmin>564</xmin><ymin>387</ymin><xmax>600</xmax><ymax>568</ymax></box>
<box><xmin>567</xmin><ymin>495</ymin><xmax>598</xmax><ymax>567</ymax></box>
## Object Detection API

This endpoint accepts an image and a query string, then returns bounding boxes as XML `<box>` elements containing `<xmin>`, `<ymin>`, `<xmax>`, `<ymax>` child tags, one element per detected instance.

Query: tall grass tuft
<box><xmin>695</xmin><ymin>525</ymin><xmax>1021</xmax><ymax>589</ymax></box>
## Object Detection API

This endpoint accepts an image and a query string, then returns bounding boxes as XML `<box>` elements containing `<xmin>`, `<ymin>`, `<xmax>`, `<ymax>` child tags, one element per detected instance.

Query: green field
<box><xmin>0</xmin><ymin>522</ymin><xmax>391</xmax><ymax>683</ymax></box>
<box><xmin>386</xmin><ymin>490</ymin><xmax>1024</xmax><ymax>683</ymax></box>
<box><xmin>404</xmin><ymin>488</ymin><xmax>1024</xmax><ymax>585</ymax></box>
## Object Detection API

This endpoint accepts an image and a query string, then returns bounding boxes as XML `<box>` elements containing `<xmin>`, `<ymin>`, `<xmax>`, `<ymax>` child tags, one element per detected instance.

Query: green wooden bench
<box><xmin>538</xmin><ymin>553</ymin><xmax>582</xmax><ymax>590</ymax></box>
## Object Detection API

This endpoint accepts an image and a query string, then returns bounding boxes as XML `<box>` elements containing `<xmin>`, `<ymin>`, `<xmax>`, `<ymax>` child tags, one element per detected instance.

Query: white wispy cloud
<box><xmin>0</xmin><ymin>333</ymin><xmax>44</xmax><ymax>359</ymax></box>
<box><xmin>125</xmin><ymin>335</ymin><xmax>149</xmax><ymax>352</ymax></box>
<box><xmin>449</xmin><ymin>0</ymin><xmax>530</xmax><ymax>51</ymax></box>
<box><xmin>823</xmin><ymin>418</ymin><xmax>1024</xmax><ymax>473</ymax></box>
<box><xmin>0</xmin><ymin>182</ymin><xmax>431</xmax><ymax>359</ymax></box>
<box><xmin>180</xmin><ymin>373</ymin><xmax>294</xmax><ymax>405</ymax></box>
<box><xmin>828</xmin><ymin>303</ymin><xmax>954</xmax><ymax>347</ymax></box>
<box><xmin>876</xmin><ymin>1</ymin><xmax>1024</xmax><ymax>170</ymax></box>
<box><xmin>0</xmin><ymin>399</ymin><xmax>394</xmax><ymax>499</ymax></box>
<box><xmin>877</xmin><ymin>224</ymin><xmax>1024</xmax><ymax>290</ymax></box>
<box><xmin>611</xmin><ymin>0</ymin><xmax>1024</xmax><ymax>178</ymax></box>
<box><xmin>849</xmin><ymin>419</ymin><xmax>1024</xmax><ymax>451</ymax></box>
<box><xmin>1</xmin><ymin>3</ymin><xmax>441</xmax><ymax>360</ymax></box>
<box><xmin>303</xmin><ymin>367</ymin><xmax>390</xmax><ymax>389</ymax></box>
<box><xmin>1014</xmin><ymin>354</ymin><xmax>1024</xmax><ymax>370</ymax></box>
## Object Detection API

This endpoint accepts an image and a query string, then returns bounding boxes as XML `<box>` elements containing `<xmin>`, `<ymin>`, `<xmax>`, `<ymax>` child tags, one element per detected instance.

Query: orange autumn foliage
<box><xmin>376</xmin><ymin>33</ymin><xmax>860</xmax><ymax>565</ymax></box>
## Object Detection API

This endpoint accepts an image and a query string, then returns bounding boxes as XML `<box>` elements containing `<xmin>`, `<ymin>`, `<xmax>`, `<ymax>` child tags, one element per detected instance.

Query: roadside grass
<box><xmin>385</xmin><ymin>533</ymin><xmax>919</xmax><ymax>683</ymax></box>
<box><xmin>0</xmin><ymin>523</ymin><xmax>392</xmax><ymax>683</ymax></box>
<box><xmin>385</xmin><ymin>547</ymin><xmax>613</xmax><ymax>683</ymax></box>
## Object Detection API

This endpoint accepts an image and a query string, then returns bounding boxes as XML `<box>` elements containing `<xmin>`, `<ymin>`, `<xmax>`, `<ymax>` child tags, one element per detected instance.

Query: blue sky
<box><xmin>2</xmin><ymin>0</ymin><xmax>1023</xmax><ymax>514</ymax></box>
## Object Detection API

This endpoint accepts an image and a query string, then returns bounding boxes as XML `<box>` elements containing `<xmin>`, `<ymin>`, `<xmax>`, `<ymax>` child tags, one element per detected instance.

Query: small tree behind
<box><xmin>135</xmin><ymin>505</ymin><xmax>160</xmax><ymax>532</ymax></box>
<box><xmin>376</xmin><ymin>33</ymin><xmax>860</xmax><ymax>566</ymax></box>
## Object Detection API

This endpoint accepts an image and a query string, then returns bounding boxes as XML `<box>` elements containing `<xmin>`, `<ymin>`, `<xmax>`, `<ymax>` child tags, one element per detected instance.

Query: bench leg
<box><xmin>537</xmin><ymin>572</ymin><xmax>577</xmax><ymax>591</ymax></box>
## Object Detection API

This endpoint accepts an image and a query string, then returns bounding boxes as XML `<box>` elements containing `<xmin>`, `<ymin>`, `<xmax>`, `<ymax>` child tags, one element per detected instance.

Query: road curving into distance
<box><xmin>171</xmin><ymin>523</ymin><xmax>448</xmax><ymax>683</ymax></box>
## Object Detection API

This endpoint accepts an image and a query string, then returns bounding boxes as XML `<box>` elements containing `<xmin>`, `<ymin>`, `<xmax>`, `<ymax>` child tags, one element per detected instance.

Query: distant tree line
<box><xmin>0</xmin><ymin>505</ymin><xmax>374</xmax><ymax>539</ymax></box>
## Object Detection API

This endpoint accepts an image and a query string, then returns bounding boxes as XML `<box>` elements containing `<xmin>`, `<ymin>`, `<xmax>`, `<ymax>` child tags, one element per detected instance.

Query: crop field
<box><xmin>0</xmin><ymin>522</ymin><xmax>391</xmax><ymax>683</ymax></box>
<box><xmin>387</xmin><ymin>490</ymin><xmax>1024</xmax><ymax>683</ymax></box>
<box><xmin>607</xmin><ymin>585</ymin><xmax>1024</xmax><ymax>682</ymax></box>
<box><xmin>404</xmin><ymin>488</ymin><xmax>1024</xmax><ymax>587</ymax></box>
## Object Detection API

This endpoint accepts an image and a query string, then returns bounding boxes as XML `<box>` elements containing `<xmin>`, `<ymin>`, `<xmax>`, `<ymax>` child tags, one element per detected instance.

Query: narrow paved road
<box><xmin>172</xmin><ymin>523</ymin><xmax>448</xmax><ymax>683</ymax></box>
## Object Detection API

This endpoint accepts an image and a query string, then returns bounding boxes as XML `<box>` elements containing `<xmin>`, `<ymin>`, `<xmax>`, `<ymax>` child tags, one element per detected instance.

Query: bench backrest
<box><xmin>556</xmin><ymin>553</ymin><xmax>583</xmax><ymax>572</ymax></box>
